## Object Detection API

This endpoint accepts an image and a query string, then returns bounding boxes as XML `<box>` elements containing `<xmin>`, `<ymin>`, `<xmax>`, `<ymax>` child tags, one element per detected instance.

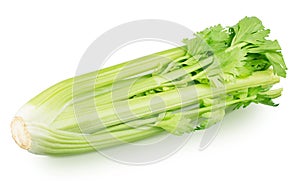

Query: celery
<box><xmin>11</xmin><ymin>17</ymin><xmax>286</xmax><ymax>155</ymax></box>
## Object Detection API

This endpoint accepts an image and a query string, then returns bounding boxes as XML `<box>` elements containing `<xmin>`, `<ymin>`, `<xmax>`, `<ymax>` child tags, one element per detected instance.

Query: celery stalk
<box><xmin>11</xmin><ymin>16</ymin><xmax>286</xmax><ymax>156</ymax></box>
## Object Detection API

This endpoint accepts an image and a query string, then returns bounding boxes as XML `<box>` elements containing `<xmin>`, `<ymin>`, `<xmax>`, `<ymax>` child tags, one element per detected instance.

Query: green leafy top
<box><xmin>184</xmin><ymin>16</ymin><xmax>287</xmax><ymax>79</ymax></box>
<box><xmin>231</xmin><ymin>17</ymin><xmax>270</xmax><ymax>46</ymax></box>
<box><xmin>183</xmin><ymin>24</ymin><xmax>230</xmax><ymax>58</ymax></box>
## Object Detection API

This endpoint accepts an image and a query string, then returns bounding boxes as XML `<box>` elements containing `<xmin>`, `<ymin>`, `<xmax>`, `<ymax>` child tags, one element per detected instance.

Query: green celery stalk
<box><xmin>50</xmin><ymin>69</ymin><xmax>279</xmax><ymax>133</ymax></box>
<box><xmin>16</xmin><ymin>47</ymin><xmax>186</xmax><ymax>125</ymax></box>
<box><xmin>18</xmin><ymin>83</ymin><xmax>281</xmax><ymax>155</ymax></box>
<box><xmin>11</xmin><ymin>16</ymin><xmax>287</xmax><ymax>156</ymax></box>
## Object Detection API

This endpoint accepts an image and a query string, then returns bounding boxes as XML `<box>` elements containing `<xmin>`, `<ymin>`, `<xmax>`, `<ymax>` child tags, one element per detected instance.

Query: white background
<box><xmin>0</xmin><ymin>0</ymin><xmax>299</xmax><ymax>180</ymax></box>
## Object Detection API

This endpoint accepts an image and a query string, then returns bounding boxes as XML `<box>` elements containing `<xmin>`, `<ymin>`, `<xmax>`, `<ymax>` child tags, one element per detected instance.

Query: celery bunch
<box><xmin>11</xmin><ymin>17</ymin><xmax>286</xmax><ymax>155</ymax></box>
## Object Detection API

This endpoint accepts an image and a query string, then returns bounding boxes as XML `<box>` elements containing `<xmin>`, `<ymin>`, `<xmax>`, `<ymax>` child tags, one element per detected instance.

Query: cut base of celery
<box><xmin>11</xmin><ymin>116</ymin><xmax>31</xmax><ymax>150</ymax></box>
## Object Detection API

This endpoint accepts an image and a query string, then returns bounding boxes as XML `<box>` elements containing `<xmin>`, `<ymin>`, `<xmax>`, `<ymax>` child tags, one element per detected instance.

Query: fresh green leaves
<box><xmin>231</xmin><ymin>17</ymin><xmax>270</xmax><ymax>45</ymax></box>
<box><xmin>183</xmin><ymin>16</ymin><xmax>287</xmax><ymax>80</ymax></box>
<box><xmin>183</xmin><ymin>24</ymin><xmax>230</xmax><ymax>59</ymax></box>
<box><xmin>197</xmin><ymin>24</ymin><xmax>231</xmax><ymax>52</ymax></box>
<box><xmin>265</xmin><ymin>52</ymin><xmax>287</xmax><ymax>77</ymax></box>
